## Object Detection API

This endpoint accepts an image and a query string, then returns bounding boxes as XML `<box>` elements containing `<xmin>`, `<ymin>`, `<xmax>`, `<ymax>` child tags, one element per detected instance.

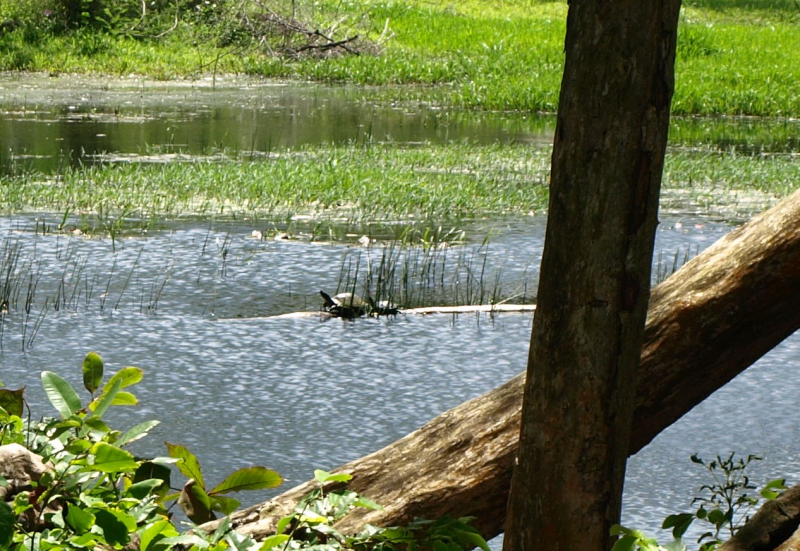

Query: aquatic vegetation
<box><xmin>0</xmin><ymin>142</ymin><xmax>553</xmax><ymax>221</ymax></box>
<box><xmin>2</xmin><ymin>140</ymin><xmax>797</xmax><ymax>224</ymax></box>
<box><xmin>329</xmin><ymin>231</ymin><xmax>536</xmax><ymax>315</ymax></box>
<box><xmin>1</xmin><ymin>0</ymin><xmax>799</xmax><ymax>116</ymax></box>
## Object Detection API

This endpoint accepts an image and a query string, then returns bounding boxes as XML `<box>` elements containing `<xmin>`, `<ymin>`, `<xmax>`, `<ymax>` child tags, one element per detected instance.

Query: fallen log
<box><xmin>224</xmin><ymin>303</ymin><xmax>537</xmax><ymax>321</ymax></box>
<box><xmin>718</xmin><ymin>485</ymin><xmax>800</xmax><ymax>551</ymax></box>
<box><xmin>202</xmin><ymin>188</ymin><xmax>800</xmax><ymax>543</ymax></box>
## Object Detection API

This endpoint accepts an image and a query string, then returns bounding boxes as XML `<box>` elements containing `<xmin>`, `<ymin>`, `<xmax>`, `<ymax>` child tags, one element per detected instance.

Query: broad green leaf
<box><xmin>83</xmin><ymin>416</ymin><xmax>111</xmax><ymax>434</ymax></box>
<box><xmin>126</xmin><ymin>479</ymin><xmax>165</xmax><ymax>500</ymax></box>
<box><xmin>0</xmin><ymin>387</ymin><xmax>25</xmax><ymax>417</ymax></box>
<box><xmin>138</xmin><ymin>519</ymin><xmax>179</xmax><ymax>551</ymax></box>
<box><xmin>108</xmin><ymin>391</ymin><xmax>138</xmax><ymax>406</ymax></box>
<box><xmin>209</xmin><ymin>467</ymin><xmax>282</xmax><ymax>495</ymax></box>
<box><xmin>177</xmin><ymin>479</ymin><xmax>215</xmax><ymax>524</ymax></box>
<box><xmin>93</xmin><ymin>509</ymin><xmax>132</xmax><ymax>546</ymax></box>
<box><xmin>0</xmin><ymin>501</ymin><xmax>14</xmax><ymax>549</ymax></box>
<box><xmin>314</xmin><ymin>469</ymin><xmax>352</xmax><ymax>484</ymax></box>
<box><xmin>133</xmin><ymin>461</ymin><xmax>172</xmax><ymax>498</ymax></box>
<box><xmin>87</xmin><ymin>379</ymin><xmax>121</xmax><ymax>419</ymax></box>
<box><xmin>210</xmin><ymin>495</ymin><xmax>240</xmax><ymax>515</ymax></box>
<box><xmin>258</xmin><ymin>534</ymin><xmax>290</xmax><ymax>550</ymax></box>
<box><xmin>224</xmin><ymin>529</ymin><xmax>256</xmax><ymax>551</ymax></box>
<box><xmin>276</xmin><ymin>514</ymin><xmax>293</xmax><ymax>534</ymax></box>
<box><xmin>662</xmin><ymin>513</ymin><xmax>694</xmax><ymax>539</ymax></box>
<box><xmin>117</xmin><ymin>420</ymin><xmax>160</xmax><ymax>447</ymax></box>
<box><xmin>69</xmin><ymin>532</ymin><xmax>100</xmax><ymax>547</ymax></box>
<box><xmin>41</xmin><ymin>371</ymin><xmax>82</xmax><ymax>419</ymax></box>
<box><xmin>160</xmin><ymin>535</ymin><xmax>210</xmax><ymax>548</ymax></box>
<box><xmin>761</xmin><ymin>478</ymin><xmax>787</xmax><ymax>500</ymax></box>
<box><xmin>610</xmin><ymin>535</ymin><xmax>638</xmax><ymax>551</ymax></box>
<box><xmin>165</xmin><ymin>442</ymin><xmax>205</xmax><ymax>488</ymax></box>
<box><xmin>82</xmin><ymin>352</ymin><xmax>104</xmax><ymax>395</ymax></box>
<box><xmin>65</xmin><ymin>504</ymin><xmax>95</xmax><ymax>534</ymax></box>
<box><xmin>89</xmin><ymin>442</ymin><xmax>138</xmax><ymax>473</ymax></box>
<box><xmin>102</xmin><ymin>367</ymin><xmax>143</xmax><ymax>393</ymax></box>
<box><xmin>354</xmin><ymin>496</ymin><xmax>383</xmax><ymax>510</ymax></box>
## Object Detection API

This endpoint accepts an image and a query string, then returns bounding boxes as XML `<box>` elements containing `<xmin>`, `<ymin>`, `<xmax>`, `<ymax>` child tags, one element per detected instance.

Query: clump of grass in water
<box><xmin>0</xmin><ymin>233</ymin><xmax>171</xmax><ymax>351</ymax></box>
<box><xmin>332</xmin><ymin>233</ymin><xmax>536</xmax><ymax>314</ymax></box>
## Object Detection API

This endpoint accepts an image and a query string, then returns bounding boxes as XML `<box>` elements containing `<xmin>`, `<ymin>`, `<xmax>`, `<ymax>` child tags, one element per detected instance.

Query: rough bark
<box><xmin>503</xmin><ymin>0</ymin><xmax>682</xmax><ymax>547</ymax></box>
<box><xmin>718</xmin><ymin>485</ymin><xmax>800</xmax><ymax>551</ymax></box>
<box><xmin>201</xmin><ymin>188</ymin><xmax>800</xmax><ymax>544</ymax></box>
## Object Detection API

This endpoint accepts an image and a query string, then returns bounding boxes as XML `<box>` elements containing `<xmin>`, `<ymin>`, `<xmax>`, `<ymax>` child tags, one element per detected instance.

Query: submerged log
<box><xmin>202</xmin><ymin>189</ymin><xmax>800</xmax><ymax>542</ymax></box>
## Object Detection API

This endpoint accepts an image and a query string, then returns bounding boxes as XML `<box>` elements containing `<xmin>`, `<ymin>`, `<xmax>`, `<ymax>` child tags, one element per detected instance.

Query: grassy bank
<box><xmin>2</xmin><ymin>142</ymin><xmax>797</xmax><ymax>223</ymax></box>
<box><xmin>0</xmin><ymin>0</ymin><xmax>798</xmax><ymax>116</ymax></box>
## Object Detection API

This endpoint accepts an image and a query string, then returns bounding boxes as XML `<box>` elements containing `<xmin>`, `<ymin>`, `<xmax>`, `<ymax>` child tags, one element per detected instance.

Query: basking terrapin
<box><xmin>319</xmin><ymin>290</ymin><xmax>399</xmax><ymax>318</ymax></box>
<box><xmin>319</xmin><ymin>290</ymin><xmax>370</xmax><ymax>318</ymax></box>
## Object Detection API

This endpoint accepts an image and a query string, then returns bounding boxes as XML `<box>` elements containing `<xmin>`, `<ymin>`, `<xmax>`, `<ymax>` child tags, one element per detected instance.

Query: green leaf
<box><xmin>139</xmin><ymin>519</ymin><xmax>179</xmax><ymax>551</ymax></box>
<box><xmin>126</xmin><ymin>479</ymin><xmax>165</xmax><ymax>500</ymax></box>
<box><xmin>117</xmin><ymin>420</ymin><xmax>160</xmax><ymax>447</ymax></box>
<box><xmin>87</xmin><ymin>379</ymin><xmax>120</xmax><ymax>419</ymax></box>
<box><xmin>314</xmin><ymin>469</ymin><xmax>352</xmax><ymax>484</ymax></box>
<box><xmin>258</xmin><ymin>534</ymin><xmax>290</xmax><ymax>550</ymax></box>
<box><xmin>276</xmin><ymin>514</ymin><xmax>293</xmax><ymax>535</ymax></box>
<box><xmin>107</xmin><ymin>391</ymin><xmax>138</xmax><ymax>406</ymax></box>
<box><xmin>354</xmin><ymin>496</ymin><xmax>383</xmax><ymax>510</ymax></box>
<box><xmin>161</xmin><ymin>534</ymin><xmax>210</xmax><ymax>548</ymax></box>
<box><xmin>662</xmin><ymin>513</ymin><xmax>694</xmax><ymax>538</ymax></box>
<box><xmin>209</xmin><ymin>467</ymin><xmax>283</xmax><ymax>495</ymax></box>
<box><xmin>41</xmin><ymin>371</ymin><xmax>82</xmax><ymax>418</ymax></box>
<box><xmin>82</xmin><ymin>352</ymin><xmax>104</xmax><ymax>395</ymax></box>
<box><xmin>165</xmin><ymin>442</ymin><xmax>205</xmax><ymax>489</ymax></box>
<box><xmin>0</xmin><ymin>387</ymin><xmax>25</xmax><ymax>417</ymax></box>
<box><xmin>178</xmin><ymin>479</ymin><xmax>215</xmax><ymax>524</ymax></box>
<box><xmin>210</xmin><ymin>495</ymin><xmax>241</xmax><ymax>515</ymax></box>
<box><xmin>103</xmin><ymin>366</ymin><xmax>143</xmax><ymax>392</ymax></box>
<box><xmin>93</xmin><ymin>509</ymin><xmax>132</xmax><ymax>546</ymax></box>
<box><xmin>0</xmin><ymin>501</ymin><xmax>14</xmax><ymax>549</ymax></box>
<box><xmin>89</xmin><ymin>442</ymin><xmax>138</xmax><ymax>473</ymax></box>
<box><xmin>133</xmin><ymin>461</ymin><xmax>172</xmax><ymax>498</ymax></box>
<box><xmin>761</xmin><ymin>478</ymin><xmax>787</xmax><ymax>500</ymax></box>
<box><xmin>65</xmin><ymin>504</ymin><xmax>96</xmax><ymax>534</ymax></box>
<box><xmin>610</xmin><ymin>535</ymin><xmax>638</xmax><ymax>551</ymax></box>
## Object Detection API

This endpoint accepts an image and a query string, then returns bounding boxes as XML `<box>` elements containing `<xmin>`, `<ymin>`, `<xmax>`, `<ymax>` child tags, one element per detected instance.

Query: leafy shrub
<box><xmin>0</xmin><ymin>353</ymin><xmax>491</xmax><ymax>551</ymax></box>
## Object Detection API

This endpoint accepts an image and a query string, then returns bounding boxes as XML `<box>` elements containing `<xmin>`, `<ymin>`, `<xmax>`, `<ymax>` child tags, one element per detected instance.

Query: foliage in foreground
<box><xmin>612</xmin><ymin>453</ymin><xmax>787</xmax><ymax>551</ymax></box>
<box><xmin>0</xmin><ymin>352</ymin><xmax>489</xmax><ymax>551</ymax></box>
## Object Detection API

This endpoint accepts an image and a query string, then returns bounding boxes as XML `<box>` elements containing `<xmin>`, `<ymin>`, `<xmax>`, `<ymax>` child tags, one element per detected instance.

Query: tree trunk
<box><xmin>503</xmin><ymin>0</ymin><xmax>682</xmax><ymax>547</ymax></box>
<box><xmin>201</xmin><ymin>188</ymin><xmax>800</xmax><ymax>545</ymax></box>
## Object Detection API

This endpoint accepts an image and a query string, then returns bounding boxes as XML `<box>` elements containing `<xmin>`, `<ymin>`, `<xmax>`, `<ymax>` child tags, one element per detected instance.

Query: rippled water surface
<box><xmin>2</xmin><ymin>75</ymin><xmax>800</xmax><ymax>546</ymax></box>
<box><xmin>5</xmin><ymin>212</ymin><xmax>795</xmax><ymax>546</ymax></box>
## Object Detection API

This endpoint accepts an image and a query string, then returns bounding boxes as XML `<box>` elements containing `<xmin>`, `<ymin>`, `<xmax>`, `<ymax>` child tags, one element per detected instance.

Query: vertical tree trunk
<box><xmin>504</xmin><ymin>1</ymin><xmax>682</xmax><ymax>549</ymax></box>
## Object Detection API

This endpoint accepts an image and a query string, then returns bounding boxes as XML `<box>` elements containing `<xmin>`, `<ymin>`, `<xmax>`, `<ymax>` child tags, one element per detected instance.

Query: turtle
<box><xmin>319</xmin><ymin>290</ymin><xmax>399</xmax><ymax>318</ymax></box>
<box><xmin>320</xmin><ymin>290</ymin><xmax>370</xmax><ymax>318</ymax></box>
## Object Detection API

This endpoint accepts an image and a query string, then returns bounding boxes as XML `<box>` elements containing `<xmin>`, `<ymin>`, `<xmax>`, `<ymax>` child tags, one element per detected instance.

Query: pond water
<box><xmin>2</xmin><ymin>75</ymin><xmax>800</xmax><ymax>547</ymax></box>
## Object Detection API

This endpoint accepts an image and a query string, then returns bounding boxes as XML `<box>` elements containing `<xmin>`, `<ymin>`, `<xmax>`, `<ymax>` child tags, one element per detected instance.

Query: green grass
<box><xmin>0</xmin><ymin>143</ymin><xmax>552</xmax><ymax>220</ymax></box>
<box><xmin>1</xmin><ymin>0</ymin><xmax>798</xmax><ymax>115</ymax></box>
<box><xmin>2</xmin><ymin>141</ymin><xmax>797</xmax><ymax>223</ymax></box>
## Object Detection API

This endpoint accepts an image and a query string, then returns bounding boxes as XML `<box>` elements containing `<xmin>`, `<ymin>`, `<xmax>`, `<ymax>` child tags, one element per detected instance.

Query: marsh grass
<box><xmin>2</xmin><ymin>140</ymin><xmax>797</xmax><ymax>224</ymax></box>
<box><xmin>332</xmin><ymin>237</ymin><xmax>535</xmax><ymax>312</ymax></box>
<box><xmin>1</xmin><ymin>0</ymin><xmax>799</xmax><ymax>116</ymax></box>
<box><xmin>0</xmin><ymin>232</ymin><xmax>171</xmax><ymax>350</ymax></box>
<box><xmin>0</xmin><ymin>142</ymin><xmax>552</xmax><ymax>221</ymax></box>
